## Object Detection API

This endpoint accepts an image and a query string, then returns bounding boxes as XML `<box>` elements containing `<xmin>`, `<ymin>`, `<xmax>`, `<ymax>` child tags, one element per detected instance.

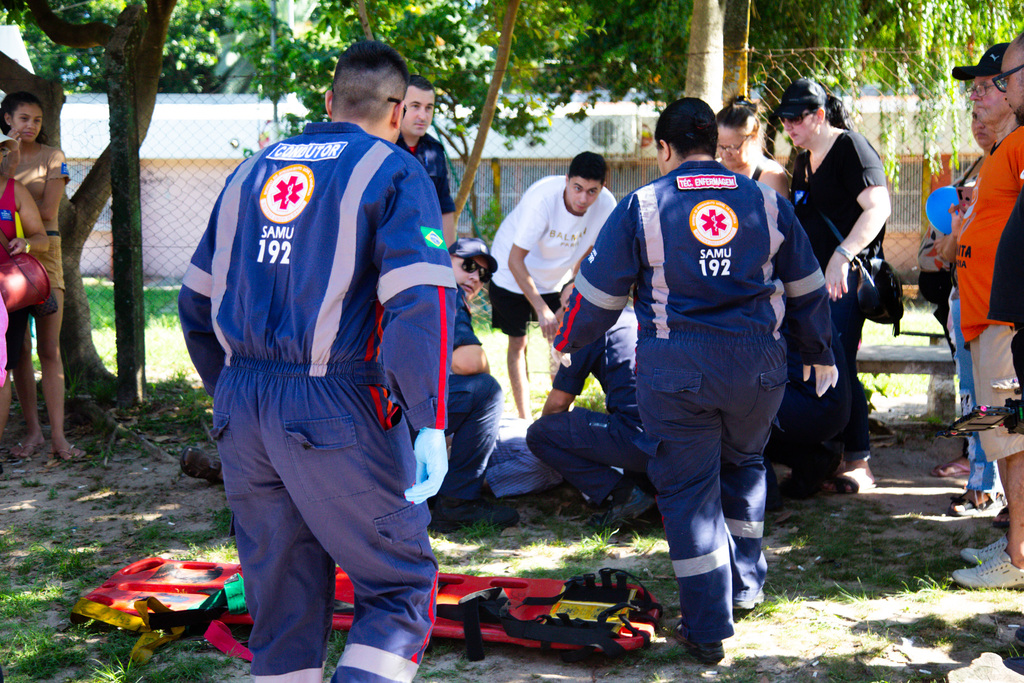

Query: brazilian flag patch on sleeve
<box><xmin>421</xmin><ymin>226</ymin><xmax>447</xmax><ymax>249</ymax></box>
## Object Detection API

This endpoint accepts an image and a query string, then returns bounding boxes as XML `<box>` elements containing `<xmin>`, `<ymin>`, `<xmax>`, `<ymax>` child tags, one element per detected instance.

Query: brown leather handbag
<box><xmin>0</xmin><ymin>227</ymin><xmax>50</xmax><ymax>312</ymax></box>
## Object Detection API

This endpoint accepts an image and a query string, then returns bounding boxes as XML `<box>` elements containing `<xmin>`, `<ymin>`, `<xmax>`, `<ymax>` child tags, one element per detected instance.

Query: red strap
<box><xmin>204</xmin><ymin>620</ymin><xmax>253</xmax><ymax>662</ymax></box>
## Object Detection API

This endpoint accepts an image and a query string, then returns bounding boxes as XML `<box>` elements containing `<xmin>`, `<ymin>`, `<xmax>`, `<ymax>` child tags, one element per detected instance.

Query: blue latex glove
<box><xmin>405</xmin><ymin>427</ymin><xmax>448</xmax><ymax>504</ymax></box>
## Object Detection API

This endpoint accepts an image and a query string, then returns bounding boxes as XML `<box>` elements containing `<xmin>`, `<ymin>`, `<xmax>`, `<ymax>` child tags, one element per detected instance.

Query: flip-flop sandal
<box><xmin>11</xmin><ymin>441</ymin><xmax>44</xmax><ymax>460</ymax></box>
<box><xmin>946</xmin><ymin>492</ymin><xmax>1000</xmax><ymax>517</ymax></box>
<box><xmin>822</xmin><ymin>471</ymin><xmax>876</xmax><ymax>495</ymax></box>
<box><xmin>993</xmin><ymin>505</ymin><xmax>1011</xmax><ymax>529</ymax></box>
<box><xmin>51</xmin><ymin>445</ymin><xmax>85</xmax><ymax>461</ymax></box>
<box><xmin>930</xmin><ymin>459</ymin><xmax>971</xmax><ymax>478</ymax></box>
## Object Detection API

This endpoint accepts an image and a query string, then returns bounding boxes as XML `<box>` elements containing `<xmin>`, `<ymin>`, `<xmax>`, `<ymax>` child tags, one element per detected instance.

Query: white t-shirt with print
<box><xmin>490</xmin><ymin>175</ymin><xmax>616</xmax><ymax>294</ymax></box>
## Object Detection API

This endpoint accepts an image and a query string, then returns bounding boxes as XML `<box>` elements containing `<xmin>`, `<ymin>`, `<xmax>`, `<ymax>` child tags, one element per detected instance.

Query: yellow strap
<box><xmin>14</xmin><ymin>211</ymin><xmax>22</xmax><ymax>239</ymax></box>
<box><xmin>71</xmin><ymin>597</ymin><xmax>148</xmax><ymax>632</ymax></box>
<box><xmin>129</xmin><ymin>596</ymin><xmax>186</xmax><ymax>663</ymax></box>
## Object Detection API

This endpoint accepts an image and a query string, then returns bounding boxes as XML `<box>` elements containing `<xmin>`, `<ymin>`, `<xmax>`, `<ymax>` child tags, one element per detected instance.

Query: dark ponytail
<box><xmin>824</xmin><ymin>94</ymin><xmax>852</xmax><ymax>131</ymax></box>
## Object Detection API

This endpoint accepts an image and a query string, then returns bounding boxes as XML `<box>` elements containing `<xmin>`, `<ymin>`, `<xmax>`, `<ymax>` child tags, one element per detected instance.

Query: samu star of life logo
<box><xmin>259</xmin><ymin>164</ymin><xmax>315</xmax><ymax>223</ymax></box>
<box><xmin>689</xmin><ymin>200</ymin><xmax>739</xmax><ymax>247</ymax></box>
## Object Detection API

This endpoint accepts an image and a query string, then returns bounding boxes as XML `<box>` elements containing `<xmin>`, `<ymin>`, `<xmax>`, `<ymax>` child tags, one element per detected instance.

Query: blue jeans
<box><xmin>951</xmin><ymin>297</ymin><xmax>997</xmax><ymax>492</ymax></box>
<box><xmin>830</xmin><ymin>269</ymin><xmax>871</xmax><ymax>460</ymax></box>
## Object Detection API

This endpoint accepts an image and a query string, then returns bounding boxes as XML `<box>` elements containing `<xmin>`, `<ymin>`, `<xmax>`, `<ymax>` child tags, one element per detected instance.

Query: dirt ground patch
<box><xmin>2</xmin><ymin>394</ymin><xmax>1022</xmax><ymax>682</ymax></box>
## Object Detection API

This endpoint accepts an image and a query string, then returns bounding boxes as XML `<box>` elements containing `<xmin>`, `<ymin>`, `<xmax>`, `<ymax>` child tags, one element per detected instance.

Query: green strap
<box><xmin>224</xmin><ymin>573</ymin><xmax>247</xmax><ymax>613</ymax></box>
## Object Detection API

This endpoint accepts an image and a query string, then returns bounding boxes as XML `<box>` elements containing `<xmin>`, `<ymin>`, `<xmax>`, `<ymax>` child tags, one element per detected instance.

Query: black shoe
<box><xmin>179</xmin><ymin>446</ymin><xmax>223</xmax><ymax>484</ymax></box>
<box><xmin>587</xmin><ymin>485</ymin><xmax>656</xmax><ymax>530</ymax></box>
<box><xmin>429</xmin><ymin>497</ymin><xmax>519</xmax><ymax>532</ymax></box>
<box><xmin>672</xmin><ymin>622</ymin><xmax>725</xmax><ymax>665</ymax></box>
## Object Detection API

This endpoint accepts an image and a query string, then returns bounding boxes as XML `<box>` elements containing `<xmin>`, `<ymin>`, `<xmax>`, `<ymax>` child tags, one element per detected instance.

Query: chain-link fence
<box><xmin>53</xmin><ymin>47</ymin><xmax>977</xmax><ymax>378</ymax></box>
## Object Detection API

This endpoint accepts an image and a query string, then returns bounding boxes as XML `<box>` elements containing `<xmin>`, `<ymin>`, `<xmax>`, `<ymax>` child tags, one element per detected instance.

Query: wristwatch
<box><xmin>834</xmin><ymin>245</ymin><xmax>855</xmax><ymax>262</ymax></box>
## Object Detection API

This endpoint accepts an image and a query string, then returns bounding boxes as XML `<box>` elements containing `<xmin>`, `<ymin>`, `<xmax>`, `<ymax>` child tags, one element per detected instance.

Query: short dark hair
<box><xmin>655</xmin><ymin>98</ymin><xmax>717</xmax><ymax>158</ymax></box>
<box><xmin>1</xmin><ymin>91</ymin><xmax>47</xmax><ymax>144</ymax></box>
<box><xmin>408</xmin><ymin>75</ymin><xmax>434</xmax><ymax>93</ymax></box>
<box><xmin>331</xmin><ymin>41</ymin><xmax>409</xmax><ymax>122</ymax></box>
<box><xmin>568</xmin><ymin>151</ymin><xmax>606</xmax><ymax>184</ymax></box>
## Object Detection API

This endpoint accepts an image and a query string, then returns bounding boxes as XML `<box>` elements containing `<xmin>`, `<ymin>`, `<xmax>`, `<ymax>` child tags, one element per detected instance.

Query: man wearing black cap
<box><xmin>431</xmin><ymin>238</ymin><xmax>520</xmax><ymax>530</ymax></box>
<box><xmin>947</xmin><ymin>42</ymin><xmax>1024</xmax><ymax>589</ymax></box>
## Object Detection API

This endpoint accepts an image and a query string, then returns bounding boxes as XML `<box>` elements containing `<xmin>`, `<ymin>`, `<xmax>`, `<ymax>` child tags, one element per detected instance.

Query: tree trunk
<box><xmin>685</xmin><ymin>0</ymin><xmax>727</xmax><ymax>112</ymax></box>
<box><xmin>452</xmin><ymin>0</ymin><xmax>521</xmax><ymax>222</ymax></box>
<box><xmin>26</xmin><ymin>0</ymin><xmax>180</xmax><ymax>387</ymax></box>
<box><xmin>722</xmin><ymin>0</ymin><xmax>751</xmax><ymax>103</ymax></box>
<box><xmin>356</xmin><ymin>0</ymin><xmax>374</xmax><ymax>40</ymax></box>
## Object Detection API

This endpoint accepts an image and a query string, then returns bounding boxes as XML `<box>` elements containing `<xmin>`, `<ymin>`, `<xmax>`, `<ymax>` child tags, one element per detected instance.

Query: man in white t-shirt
<box><xmin>489</xmin><ymin>152</ymin><xmax>616</xmax><ymax>418</ymax></box>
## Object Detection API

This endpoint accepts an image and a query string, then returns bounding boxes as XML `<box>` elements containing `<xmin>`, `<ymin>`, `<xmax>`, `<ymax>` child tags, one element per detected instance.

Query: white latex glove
<box><xmin>551</xmin><ymin>345</ymin><xmax>571</xmax><ymax>368</ymax></box>
<box><xmin>803</xmin><ymin>364</ymin><xmax>839</xmax><ymax>398</ymax></box>
<box><xmin>404</xmin><ymin>427</ymin><xmax>448</xmax><ymax>504</ymax></box>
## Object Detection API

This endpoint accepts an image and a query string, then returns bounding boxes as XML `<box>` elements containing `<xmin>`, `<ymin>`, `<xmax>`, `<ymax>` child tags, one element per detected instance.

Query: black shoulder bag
<box><xmin>817</xmin><ymin>207</ymin><xmax>903</xmax><ymax>336</ymax></box>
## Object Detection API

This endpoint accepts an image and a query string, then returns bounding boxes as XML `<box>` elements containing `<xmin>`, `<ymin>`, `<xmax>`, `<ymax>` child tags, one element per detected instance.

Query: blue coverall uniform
<box><xmin>555</xmin><ymin>160</ymin><xmax>833</xmax><ymax>643</ymax></box>
<box><xmin>397</xmin><ymin>133</ymin><xmax>456</xmax><ymax>215</ymax></box>
<box><xmin>527</xmin><ymin>306</ymin><xmax>654</xmax><ymax>504</ymax></box>
<box><xmin>441</xmin><ymin>290</ymin><xmax>504</xmax><ymax>499</ymax></box>
<box><xmin>179</xmin><ymin>121</ymin><xmax>456</xmax><ymax>683</ymax></box>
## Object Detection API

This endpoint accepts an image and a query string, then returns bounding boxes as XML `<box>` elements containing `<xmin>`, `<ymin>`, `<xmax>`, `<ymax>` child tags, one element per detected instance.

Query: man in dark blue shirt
<box><xmin>527</xmin><ymin>283</ymin><xmax>656</xmax><ymax>529</ymax></box>
<box><xmin>398</xmin><ymin>75</ymin><xmax>457</xmax><ymax>244</ymax></box>
<box><xmin>433</xmin><ymin>238</ymin><xmax>519</xmax><ymax>531</ymax></box>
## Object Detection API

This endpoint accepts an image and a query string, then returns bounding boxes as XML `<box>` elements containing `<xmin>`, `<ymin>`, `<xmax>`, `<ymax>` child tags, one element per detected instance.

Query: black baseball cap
<box><xmin>952</xmin><ymin>43</ymin><xmax>1008</xmax><ymax>80</ymax></box>
<box><xmin>772</xmin><ymin>78</ymin><xmax>827</xmax><ymax>119</ymax></box>
<box><xmin>448</xmin><ymin>237</ymin><xmax>498</xmax><ymax>273</ymax></box>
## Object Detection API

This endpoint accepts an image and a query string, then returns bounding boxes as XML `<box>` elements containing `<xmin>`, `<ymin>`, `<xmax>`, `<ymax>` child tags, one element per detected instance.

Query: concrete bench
<box><xmin>856</xmin><ymin>341</ymin><xmax>956</xmax><ymax>419</ymax></box>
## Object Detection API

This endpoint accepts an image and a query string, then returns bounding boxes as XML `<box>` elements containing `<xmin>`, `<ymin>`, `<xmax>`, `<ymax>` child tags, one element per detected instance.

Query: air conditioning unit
<box><xmin>589</xmin><ymin>116</ymin><xmax>637</xmax><ymax>156</ymax></box>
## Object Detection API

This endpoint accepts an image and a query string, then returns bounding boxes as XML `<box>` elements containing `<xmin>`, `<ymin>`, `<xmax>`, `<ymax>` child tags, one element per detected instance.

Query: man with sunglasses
<box><xmin>947</xmin><ymin>41</ymin><xmax>1024</xmax><ymax>589</ymax></box>
<box><xmin>428</xmin><ymin>238</ymin><xmax>520</xmax><ymax>530</ymax></box>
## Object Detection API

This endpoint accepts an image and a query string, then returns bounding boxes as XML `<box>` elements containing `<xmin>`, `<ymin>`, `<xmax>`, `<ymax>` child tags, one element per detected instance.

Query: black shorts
<box><xmin>5</xmin><ymin>308</ymin><xmax>29</xmax><ymax>370</ymax></box>
<box><xmin>489</xmin><ymin>283</ymin><xmax>562</xmax><ymax>337</ymax></box>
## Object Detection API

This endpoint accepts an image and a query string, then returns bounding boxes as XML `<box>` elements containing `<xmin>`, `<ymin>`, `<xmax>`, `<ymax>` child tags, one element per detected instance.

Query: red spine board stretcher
<box><xmin>75</xmin><ymin>557</ymin><xmax>662</xmax><ymax>659</ymax></box>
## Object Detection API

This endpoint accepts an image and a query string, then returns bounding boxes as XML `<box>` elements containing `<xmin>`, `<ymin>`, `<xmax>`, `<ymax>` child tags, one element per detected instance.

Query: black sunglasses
<box><xmin>994</xmin><ymin>63</ymin><xmax>1024</xmax><ymax>93</ymax></box>
<box><xmin>779</xmin><ymin>110</ymin><xmax>813</xmax><ymax>124</ymax></box>
<box><xmin>461</xmin><ymin>259</ymin><xmax>492</xmax><ymax>282</ymax></box>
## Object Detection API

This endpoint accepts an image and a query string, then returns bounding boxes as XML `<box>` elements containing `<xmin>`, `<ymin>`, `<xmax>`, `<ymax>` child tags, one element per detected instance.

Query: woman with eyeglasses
<box><xmin>716</xmin><ymin>97</ymin><xmax>789</xmax><ymax>196</ymax></box>
<box><xmin>0</xmin><ymin>91</ymin><xmax>80</xmax><ymax>463</ymax></box>
<box><xmin>775</xmin><ymin>78</ymin><xmax>892</xmax><ymax>495</ymax></box>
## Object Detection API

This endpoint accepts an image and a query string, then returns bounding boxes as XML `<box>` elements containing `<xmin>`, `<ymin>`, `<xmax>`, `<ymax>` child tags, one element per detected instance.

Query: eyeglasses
<box><xmin>779</xmin><ymin>110</ymin><xmax>813</xmax><ymax>125</ymax></box>
<box><xmin>718</xmin><ymin>134</ymin><xmax>752</xmax><ymax>153</ymax></box>
<box><xmin>461</xmin><ymin>259</ymin><xmax>492</xmax><ymax>282</ymax></box>
<box><xmin>993</xmin><ymin>63</ymin><xmax>1024</xmax><ymax>93</ymax></box>
<box><xmin>965</xmin><ymin>81</ymin><xmax>996</xmax><ymax>98</ymax></box>
<box><xmin>387</xmin><ymin>97</ymin><xmax>403</xmax><ymax>105</ymax></box>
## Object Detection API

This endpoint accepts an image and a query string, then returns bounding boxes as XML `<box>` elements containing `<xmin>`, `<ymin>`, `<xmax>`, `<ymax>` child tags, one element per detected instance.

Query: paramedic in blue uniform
<box><xmin>553</xmin><ymin>98</ymin><xmax>837</xmax><ymax>665</ymax></box>
<box><xmin>178</xmin><ymin>41</ymin><xmax>456</xmax><ymax>683</ymax></box>
<box><xmin>527</xmin><ymin>282</ymin><xmax>656</xmax><ymax>529</ymax></box>
<box><xmin>398</xmin><ymin>75</ymin><xmax>457</xmax><ymax>245</ymax></box>
<box><xmin>431</xmin><ymin>237</ymin><xmax>519</xmax><ymax>531</ymax></box>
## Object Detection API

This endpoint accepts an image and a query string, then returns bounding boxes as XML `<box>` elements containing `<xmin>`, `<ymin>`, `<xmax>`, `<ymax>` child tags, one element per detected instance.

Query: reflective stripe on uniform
<box><xmin>783</xmin><ymin>271</ymin><xmax>826</xmax><ymax>298</ymax></box>
<box><xmin>636</xmin><ymin>186</ymin><xmax>670</xmax><ymax>339</ymax></box>
<box><xmin>211</xmin><ymin>152</ymin><xmax>265</xmax><ymax>368</ymax></box>
<box><xmin>377</xmin><ymin>262</ymin><xmax>455</xmax><ymax>304</ymax></box>
<box><xmin>182</xmin><ymin>263</ymin><xmax>212</xmax><ymax>297</ymax></box>
<box><xmin>575</xmin><ymin>271</ymin><xmax>629</xmax><ymax>311</ymax></box>
<box><xmin>672</xmin><ymin>544</ymin><xmax>729</xmax><ymax>578</ymax></box>
<box><xmin>338</xmin><ymin>643</ymin><xmax>419</xmax><ymax>683</ymax></box>
<box><xmin>310</xmin><ymin>141</ymin><xmax>392</xmax><ymax>377</ymax></box>
<box><xmin>758</xmin><ymin>185</ymin><xmax>785</xmax><ymax>338</ymax></box>
<box><xmin>725</xmin><ymin>518</ymin><xmax>764</xmax><ymax>539</ymax></box>
<box><xmin>252</xmin><ymin>667</ymin><xmax>323</xmax><ymax>683</ymax></box>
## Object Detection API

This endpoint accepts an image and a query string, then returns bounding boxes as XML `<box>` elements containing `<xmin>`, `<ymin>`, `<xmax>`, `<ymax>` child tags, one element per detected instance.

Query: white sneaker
<box><xmin>960</xmin><ymin>536</ymin><xmax>1008</xmax><ymax>564</ymax></box>
<box><xmin>952</xmin><ymin>552</ymin><xmax>1024</xmax><ymax>589</ymax></box>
